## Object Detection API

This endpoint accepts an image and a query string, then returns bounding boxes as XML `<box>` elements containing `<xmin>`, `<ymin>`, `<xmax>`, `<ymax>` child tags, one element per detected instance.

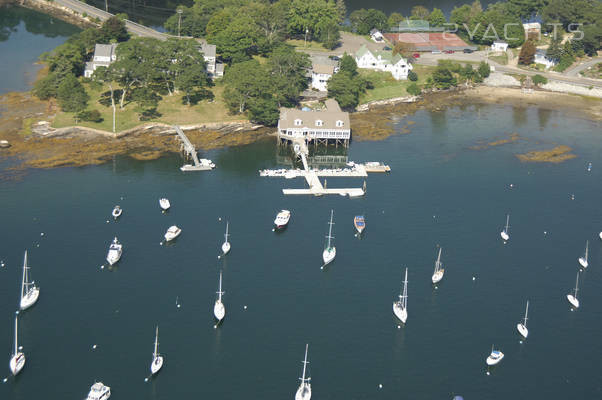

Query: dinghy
<box><xmin>353</xmin><ymin>215</ymin><xmax>365</xmax><ymax>234</ymax></box>
<box><xmin>111</xmin><ymin>205</ymin><xmax>122</xmax><ymax>219</ymax></box>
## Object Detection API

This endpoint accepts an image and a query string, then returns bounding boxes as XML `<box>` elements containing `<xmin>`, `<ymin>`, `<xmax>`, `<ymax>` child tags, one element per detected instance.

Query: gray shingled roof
<box><xmin>94</xmin><ymin>43</ymin><xmax>117</xmax><ymax>59</ymax></box>
<box><xmin>313</xmin><ymin>64</ymin><xmax>334</xmax><ymax>75</ymax></box>
<box><xmin>278</xmin><ymin>99</ymin><xmax>349</xmax><ymax>131</ymax></box>
<box><xmin>199</xmin><ymin>41</ymin><xmax>216</xmax><ymax>58</ymax></box>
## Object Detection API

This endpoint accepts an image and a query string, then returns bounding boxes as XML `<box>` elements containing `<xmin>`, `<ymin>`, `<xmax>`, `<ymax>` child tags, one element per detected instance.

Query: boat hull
<box><xmin>567</xmin><ymin>294</ymin><xmax>579</xmax><ymax>308</ymax></box>
<box><xmin>516</xmin><ymin>323</ymin><xmax>528</xmax><ymax>339</ymax></box>
<box><xmin>150</xmin><ymin>356</ymin><xmax>164</xmax><ymax>375</ymax></box>
<box><xmin>214</xmin><ymin>301</ymin><xmax>225</xmax><ymax>321</ymax></box>
<box><xmin>106</xmin><ymin>251</ymin><xmax>122</xmax><ymax>266</ymax></box>
<box><xmin>159</xmin><ymin>199</ymin><xmax>170</xmax><ymax>211</ymax></box>
<box><xmin>353</xmin><ymin>216</ymin><xmax>365</xmax><ymax>234</ymax></box>
<box><xmin>222</xmin><ymin>242</ymin><xmax>231</xmax><ymax>255</ymax></box>
<box><xmin>112</xmin><ymin>208</ymin><xmax>122</xmax><ymax>218</ymax></box>
<box><xmin>500</xmin><ymin>231</ymin><xmax>509</xmax><ymax>241</ymax></box>
<box><xmin>295</xmin><ymin>383</ymin><xmax>312</xmax><ymax>400</ymax></box>
<box><xmin>486</xmin><ymin>352</ymin><xmax>504</xmax><ymax>366</ymax></box>
<box><xmin>20</xmin><ymin>288</ymin><xmax>40</xmax><ymax>310</ymax></box>
<box><xmin>432</xmin><ymin>270</ymin><xmax>444</xmax><ymax>284</ymax></box>
<box><xmin>274</xmin><ymin>210</ymin><xmax>291</xmax><ymax>229</ymax></box>
<box><xmin>578</xmin><ymin>257</ymin><xmax>588</xmax><ymax>268</ymax></box>
<box><xmin>9</xmin><ymin>353</ymin><xmax>25</xmax><ymax>375</ymax></box>
<box><xmin>164</xmin><ymin>227</ymin><xmax>181</xmax><ymax>242</ymax></box>
<box><xmin>393</xmin><ymin>302</ymin><xmax>407</xmax><ymax>324</ymax></box>
<box><xmin>599</xmin><ymin>232</ymin><xmax>602</xmax><ymax>240</ymax></box>
<box><xmin>322</xmin><ymin>247</ymin><xmax>336</xmax><ymax>265</ymax></box>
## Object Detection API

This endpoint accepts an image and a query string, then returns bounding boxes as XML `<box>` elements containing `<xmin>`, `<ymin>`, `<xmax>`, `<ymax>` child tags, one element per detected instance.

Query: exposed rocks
<box><xmin>484</xmin><ymin>73</ymin><xmax>521</xmax><ymax>87</ymax></box>
<box><xmin>516</xmin><ymin>145</ymin><xmax>577</xmax><ymax>163</ymax></box>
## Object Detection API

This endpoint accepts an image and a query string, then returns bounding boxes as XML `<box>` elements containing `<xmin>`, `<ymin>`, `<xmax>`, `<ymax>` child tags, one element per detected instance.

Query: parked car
<box><xmin>412</xmin><ymin>53</ymin><xmax>420</xmax><ymax>58</ymax></box>
<box><xmin>444</xmin><ymin>50</ymin><xmax>454</xmax><ymax>54</ymax></box>
<box><xmin>383</xmin><ymin>46</ymin><xmax>392</xmax><ymax>51</ymax></box>
<box><xmin>463</xmin><ymin>49</ymin><xmax>474</xmax><ymax>53</ymax></box>
<box><xmin>431</xmin><ymin>50</ymin><xmax>442</xmax><ymax>54</ymax></box>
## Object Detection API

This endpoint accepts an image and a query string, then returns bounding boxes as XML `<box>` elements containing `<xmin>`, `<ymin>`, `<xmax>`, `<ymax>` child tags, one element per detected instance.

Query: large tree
<box><xmin>56</xmin><ymin>74</ymin><xmax>89</xmax><ymax>113</ymax></box>
<box><xmin>350</xmin><ymin>8</ymin><xmax>388</xmax><ymax>35</ymax></box>
<box><xmin>223</xmin><ymin>60</ymin><xmax>270</xmax><ymax>114</ymax></box>
<box><xmin>428</xmin><ymin>8</ymin><xmax>447</xmax><ymax>27</ymax></box>
<box><xmin>99</xmin><ymin>16</ymin><xmax>130</xmax><ymax>43</ymax></box>
<box><xmin>209</xmin><ymin>14</ymin><xmax>263</xmax><ymax>62</ymax></box>
<box><xmin>267</xmin><ymin>45</ymin><xmax>310</xmax><ymax>107</ymax></box>
<box><xmin>518</xmin><ymin>39</ymin><xmax>536</xmax><ymax>65</ymax></box>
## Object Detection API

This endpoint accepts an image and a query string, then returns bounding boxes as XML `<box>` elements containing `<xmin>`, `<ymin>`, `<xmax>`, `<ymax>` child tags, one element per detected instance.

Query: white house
<box><xmin>199</xmin><ymin>41</ymin><xmax>224</xmax><ymax>79</ymax></box>
<box><xmin>534</xmin><ymin>49</ymin><xmax>557</xmax><ymax>69</ymax></box>
<box><xmin>491</xmin><ymin>40</ymin><xmax>508</xmax><ymax>52</ymax></box>
<box><xmin>84</xmin><ymin>43</ymin><xmax>118</xmax><ymax>78</ymax></box>
<box><xmin>311</xmin><ymin>64</ymin><xmax>335</xmax><ymax>92</ymax></box>
<box><xmin>277</xmin><ymin>99</ymin><xmax>350</xmax><ymax>142</ymax></box>
<box><xmin>355</xmin><ymin>45</ymin><xmax>412</xmax><ymax>80</ymax></box>
<box><xmin>370</xmin><ymin>29</ymin><xmax>384</xmax><ymax>43</ymax></box>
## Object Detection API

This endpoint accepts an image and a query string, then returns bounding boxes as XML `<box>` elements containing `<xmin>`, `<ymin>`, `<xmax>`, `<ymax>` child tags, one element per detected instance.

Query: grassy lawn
<box><xmin>286</xmin><ymin>39</ymin><xmax>329</xmax><ymax>52</ymax></box>
<box><xmin>52</xmin><ymin>80</ymin><xmax>244</xmax><ymax>132</ymax></box>
<box><xmin>489</xmin><ymin>53</ymin><xmax>508</xmax><ymax>65</ymax></box>
<box><xmin>359</xmin><ymin>64</ymin><xmax>435</xmax><ymax>104</ymax></box>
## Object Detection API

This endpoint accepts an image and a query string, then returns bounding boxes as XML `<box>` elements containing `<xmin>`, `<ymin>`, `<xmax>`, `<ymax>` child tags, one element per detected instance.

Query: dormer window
<box><xmin>294</xmin><ymin>119</ymin><xmax>302</xmax><ymax>126</ymax></box>
<box><xmin>315</xmin><ymin>120</ymin><xmax>323</xmax><ymax>127</ymax></box>
<box><xmin>336</xmin><ymin>120</ymin><xmax>343</xmax><ymax>127</ymax></box>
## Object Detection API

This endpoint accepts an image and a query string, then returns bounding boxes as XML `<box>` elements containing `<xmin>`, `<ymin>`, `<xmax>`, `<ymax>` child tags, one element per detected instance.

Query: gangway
<box><xmin>173</xmin><ymin>125</ymin><xmax>215</xmax><ymax>171</ymax></box>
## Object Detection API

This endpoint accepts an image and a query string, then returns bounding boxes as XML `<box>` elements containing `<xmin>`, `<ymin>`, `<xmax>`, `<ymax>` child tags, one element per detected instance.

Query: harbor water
<box><xmin>1</xmin><ymin>103</ymin><xmax>601</xmax><ymax>399</ymax></box>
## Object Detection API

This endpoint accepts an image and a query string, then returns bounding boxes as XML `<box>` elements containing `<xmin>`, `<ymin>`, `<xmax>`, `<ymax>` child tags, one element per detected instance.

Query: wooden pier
<box><xmin>174</xmin><ymin>126</ymin><xmax>215</xmax><ymax>171</ymax></box>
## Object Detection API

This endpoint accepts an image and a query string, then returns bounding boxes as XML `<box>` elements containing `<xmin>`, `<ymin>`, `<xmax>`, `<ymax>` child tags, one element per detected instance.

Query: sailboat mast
<box><xmin>217</xmin><ymin>271</ymin><xmax>223</xmax><ymax>302</ymax></box>
<box><xmin>585</xmin><ymin>240</ymin><xmax>589</xmax><ymax>261</ymax></box>
<box><xmin>435</xmin><ymin>248</ymin><xmax>442</xmax><ymax>272</ymax></box>
<box><xmin>524</xmin><ymin>301</ymin><xmax>529</xmax><ymax>326</ymax></box>
<box><xmin>505</xmin><ymin>214</ymin><xmax>510</xmax><ymax>231</ymax></box>
<box><xmin>574</xmin><ymin>272</ymin><xmax>579</xmax><ymax>296</ymax></box>
<box><xmin>402</xmin><ymin>268</ymin><xmax>408</xmax><ymax>308</ymax></box>
<box><xmin>224</xmin><ymin>222</ymin><xmax>229</xmax><ymax>242</ymax></box>
<box><xmin>326</xmin><ymin>210</ymin><xmax>334</xmax><ymax>248</ymax></box>
<box><xmin>14</xmin><ymin>315</ymin><xmax>18</xmax><ymax>356</ymax></box>
<box><xmin>300</xmin><ymin>344</ymin><xmax>309</xmax><ymax>384</ymax></box>
<box><xmin>154</xmin><ymin>326</ymin><xmax>159</xmax><ymax>358</ymax></box>
<box><xmin>21</xmin><ymin>251</ymin><xmax>28</xmax><ymax>299</ymax></box>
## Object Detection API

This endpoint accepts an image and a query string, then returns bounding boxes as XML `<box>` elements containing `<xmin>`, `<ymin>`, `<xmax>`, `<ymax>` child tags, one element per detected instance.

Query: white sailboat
<box><xmin>19</xmin><ymin>250</ymin><xmax>40</xmax><ymax>310</ymax></box>
<box><xmin>321</xmin><ymin>210</ymin><xmax>336</xmax><ymax>267</ymax></box>
<box><xmin>567</xmin><ymin>271</ymin><xmax>580</xmax><ymax>308</ymax></box>
<box><xmin>295</xmin><ymin>344</ymin><xmax>312</xmax><ymax>400</ymax></box>
<box><xmin>213</xmin><ymin>271</ymin><xmax>225</xmax><ymax>323</ymax></box>
<box><xmin>393</xmin><ymin>267</ymin><xmax>408</xmax><ymax>323</ymax></box>
<box><xmin>500</xmin><ymin>214</ymin><xmax>510</xmax><ymax>241</ymax></box>
<box><xmin>106</xmin><ymin>237</ymin><xmax>122</xmax><ymax>266</ymax></box>
<box><xmin>221</xmin><ymin>221</ymin><xmax>231</xmax><ymax>255</ymax></box>
<box><xmin>516</xmin><ymin>300</ymin><xmax>529</xmax><ymax>339</ymax></box>
<box><xmin>150</xmin><ymin>326</ymin><xmax>164</xmax><ymax>375</ymax></box>
<box><xmin>9</xmin><ymin>314</ymin><xmax>25</xmax><ymax>376</ymax></box>
<box><xmin>431</xmin><ymin>247</ymin><xmax>445</xmax><ymax>284</ymax></box>
<box><xmin>578</xmin><ymin>240</ymin><xmax>589</xmax><ymax>268</ymax></box>
<box><xmin>486</xmin><ymin>345</ymin><xmax>504</xmax><ymax>366</ymax></box>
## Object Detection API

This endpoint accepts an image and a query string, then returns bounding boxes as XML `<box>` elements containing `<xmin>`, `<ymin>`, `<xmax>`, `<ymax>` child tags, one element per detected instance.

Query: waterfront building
<box><xmin>311</xmin><ymin>64</ymin><xmax>335</xmax><ymax>92</ymax></box>
<box><xmin>199</xmin><ymin>41</ymin><xmax>224</xmax><ymax>79</ymax></box>
<box><xmin>84</xmin><ymin>44</ymin><xmax>117</xmax><ymax>78</ymax></box>
<box><xmin>355</xmin><ymin>45</ymin><xmax>412</xmax><ymax>80</ymax></box>
<box><xmin>534</xmin><ymin>49</ymin><xmax>557</xmax><ymax>69</ymax></box>
<box><xmin>277</xmin><ymin>99</ymin><xmax>350</xmax><ymax>147</ymax></box>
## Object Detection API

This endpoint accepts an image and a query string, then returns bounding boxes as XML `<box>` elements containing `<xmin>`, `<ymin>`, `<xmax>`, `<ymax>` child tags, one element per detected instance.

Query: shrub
<box><xmin>406</xmin><ymin>83</ymin><xmax>421</xmax><ymax>96</ymax></box>
<box><xmin>532</xmin><ymin>74</ymin><xmax>548</xmax><ymax>86</ymax></box>
<box><xmin>408</xmin><ymin>70</ymin><xmax>418</xmax><ymax>81</ymax></box>
<box><xmin>76</xmin><ymin>109</ymin><xmax>103</xmax><ymax>122</ymax></box>
<box><xmin>82</xmin><ymin>12</ymin><xmax>87</xmax><ymax>18</ymax></box>
<box><xmin>478</xmin><ymin>61</ymin><xmax>491</xmax><ymax>78</ymax></box>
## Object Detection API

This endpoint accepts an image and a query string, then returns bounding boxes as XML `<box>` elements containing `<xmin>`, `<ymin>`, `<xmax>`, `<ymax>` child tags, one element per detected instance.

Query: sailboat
<box><xmin>9</xmin><ymin>314</ymin><xmax>25</xmax><ymax>376</ymax></box>
<box><xmin>567</xmin><ymin>271</ymin><xmax>580</xmax><ymax>308</ymax></box>
<box><xmin>321</xmin><ymin>210</ymin><xmax>336</xmax><ymax>267</ymax></box>
<box><xmin>213</xmin><ymin>271</ymin><xmax>225</xmax><ymax>323</ymax></box>
<box><xmin>221</xmin><ymin>221</ymin><xmax>231</xmax><ymax>255</ymax></box>
<box><xmin>516</xmin><ymin>300</ymin><xmax>529</xmax><ymax>339</ymax></box>
<box><xmin>486</xmin><ymin>345</ymin><xmax>504</xmax><ymax>366</ymax></box>
<box><xmin>393</xmin><ymin>267</ymin><xmax>408</xmax><ymax>323</ymax></box>
<box><xmin>500</xmin><ymin>214</ymin><xmax>510</xmax><ymax>241</ymax></box>
<box><xmin>295</xmin><ymin>344</ymin><xmax>312</xmax><ymax>400</ymax></box>
<box><xmin>20</xmin><ymin>250</ymin><xmax>40</xmax><ymax>310</ymax></box>
<box><xmin>578</xmin><ymin>240</ymin><xmax>589</xmax><ymax>268</ymax></box>
<box><xmin>150</xmin><ymin>326</ymin><xmax>164</xmax><ymax>375</ymax></box>
<box><xmin>431</xmin><ymin>247</ymin><xmax>444</xmax><ymax>284</ymax></box>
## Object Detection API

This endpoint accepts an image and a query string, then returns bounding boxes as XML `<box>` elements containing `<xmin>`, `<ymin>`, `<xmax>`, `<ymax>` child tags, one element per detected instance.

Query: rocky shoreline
<box><xmin>6</xmin><ymin>0</ymin><xmax>99</xmax><ymax>29</ymax></box>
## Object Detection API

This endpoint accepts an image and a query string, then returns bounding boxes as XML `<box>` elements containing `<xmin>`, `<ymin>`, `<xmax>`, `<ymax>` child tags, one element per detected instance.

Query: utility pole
<box><xmin>177</xmin><ymin>9</ymin><xmax>183</xmax><ymax>37</ymax></box>
<box><xmin>105</xmin><ymin>0</ymin><xmax>108</xmax><ymax>13</ymax></box>
<box><xmin>304</xmin><ymin>27</ymin><xmax>308</xmax><ymax>48</ymax></box>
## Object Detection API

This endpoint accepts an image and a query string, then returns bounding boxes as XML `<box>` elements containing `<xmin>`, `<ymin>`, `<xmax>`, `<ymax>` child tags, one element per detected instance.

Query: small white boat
<box><xmin>221</xmin><ymin>221</ymin><xmax>230</xmax><ymax>255</ymax></box>
<box><xmin>150</xmin><ymin>326</ymin><xmax>163</xmax><ymax>375</ymax></box>
<box><xmin>486</xmin><ymin>346</ymin><xmax>504</xmax><ymax>366</ymax></box>
<box><xmin>164</xmin><ymin>225</ymin><xmax>182</xmax><ymax>242</ymax></box>
<box><xmin>159</xmin><ymin>198</ymin><xmax>170</xmax><ymax>211</ymax></box>
<box><xmin>516</xmin><ymin>300</ymin><xmax>529</xmax><ymax>339</ymax></box>
<box><xmin>353</xmin><ymin>215</ymin><xmax>365</xmax><ymax>234</ymax></box>
<box><xmin>9</xmin><ymin>314</ymin><xmax>25</xmax><ymax>376</ymax></box>
<box><xmin>322</xmin><ymin>210</ymin><xmax>336</xmax><ymax>267</ymax></box>
<box><xmin>86</xmin><ymin>382</ymin><xmax>111</xmax><ymax>400</ymax></box>
<box><xmin>106</xmin><ymin>237</ymin><xmax>122</xmax><ymax>266</ymax></box>
<box><xmin>295</xmin><ymin>344</ymin><xmax>312</xmax><ymax>400</ymax></box>
<box><xmin>213</xmin><ymin>271</ymin><xmax>225</xmax><ymax>323</ymax></box>
<box><xmin>500</xmin><ymin>214</ymin><xmax>510</xmax><ymax>241</ymax></box>
<box><xmin>274</xmin><ymin>210</ymin><xmax>291</xmax><ymax>229</ymax></box>
<box><xmin>567</xmin><ymin>271</ymin><xmax>580</xmax><ymax>308</ymax></box>
<box><xmin>578</xmin><ymin>240</ymin><xmax>589</xmax><ymax>268</ymax></box>
<box><xmin>19</xmin><ymin>250</ymin><xmax>40</xmax><ymax>310</ymax></box>
<box><xmin>111</xmin><ymin>205</ymin><xmax>122</xmax><ymax>219</ymax></box>
<box><xmin>599</xmin><ymin>232</ymin><xmax>602</xmax><ymax>240</ymax></box>
<box><xmin>393</xmin><ymin>267</ymin><xmax>408</xmax><ymax>324</ymax></box>
<box><xmin>431</xmin><ymin>247</ymin><xmax>444</xmax><ymax>284</ymax></box>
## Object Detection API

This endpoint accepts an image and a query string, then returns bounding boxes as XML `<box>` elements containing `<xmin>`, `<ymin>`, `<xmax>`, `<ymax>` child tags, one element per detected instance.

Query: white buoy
<box><xmin>106</xmin><ymin>220</ymin><xmax>110</xmax><ymax>223</ymax></box>
<box><xmin>40</xmin><ymin>232</ymin><xmax>44</xmax><ymax>236</ymax></box>
<box><xmin>120</xmin><ymin>197</ymin><xmax>124</xmax><ymax>200</ymax></box>
<box><xmin>18</xmin><ymin>346</ymin><xmax>23</xmax><ymax>351</ymax></box>
<box><xmin>92</xmin><ymin>344</ymin><xmax>97</xmax><ymax>349</ymax></box>
<box><xmin>217</xmin><ymin>255</ymin><xmax>221</xmax><ymax>259</ymax></box>
<box><xmin>177</xmin><ymin>304</ymin><xmax>181</xmax><ymax>308</ymax></box>
<box><xmin>214</xmin><ymin>325</ymin><xmax>217</xmax><ymax>329</ymax></box>
<box><xmin>144</xmin><ymin>378</ymin><xmax>148</xmax><ymax>382</ymax></box>
<box><xmin>472</xmin><ymin>276</ymin><xmax>476</xmax><ymax>281</ymax></box>
<box><xmin>3</xmin><ymin>378</ymin><xmax>7</xmax><ymax>382</ymax></box>
<box><xmin>544</xmin><ymin>231</ymin><xmax>547</xmax><ymax>235</ymax></box>
<box><xmin>100</xmin><ymin>265</ymin><xmax>104</xmax><ymax>269</ymax></box>
<box><xmin>244</xmin><ymin>305</ymin><xmax>247</xmax><ymax>309</ymax></box>
<box><xmin>397</xmin><ymin>325</ymin><xmax>401</xmax><ymax>329</ymax></box>
<box><xmin>36</xmin><ymin>244</ymin><xmax>39</xmax><ymax>247</ymax></box>
<box><xmin>378</xmin><ymin>384</ymin><xmax>383</xmax><ymax>389</ymax></box>
<box><xmin>218</xmin><ymin>217</ymin><xmax>222</xmax><ymax>221</ymax></box>
<box><xmin>486</xmin><ymin>371</ymin><xmax>490</xmax><ymax>375</ymax></box>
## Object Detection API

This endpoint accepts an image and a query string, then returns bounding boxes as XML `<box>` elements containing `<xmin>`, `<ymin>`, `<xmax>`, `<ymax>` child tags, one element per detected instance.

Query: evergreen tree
<box><xmin>518</xmin><ymin>40</ymin><xmax>536</xmax><ymax>65</ymax></box>
<box><xmin>428</xmin><ymin>8</ymin><xmax>446</xmax><ymax>27</ymax></box>
<box><xmin>56</xmin><ymin>74</ymin><xmax>89</xmax><ymax>113</ymax></box>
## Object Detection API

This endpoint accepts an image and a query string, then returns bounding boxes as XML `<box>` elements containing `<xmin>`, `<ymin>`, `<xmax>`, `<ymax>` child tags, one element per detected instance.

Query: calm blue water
<box><xmin>0</xmin><ymin>6</ymin><xmax>79</xmax><ymax>95</ymax></box>
<box><xmin>0</xmin><ymin>103</ymin><xmax>601</xmax><ymax>399</ymax></box>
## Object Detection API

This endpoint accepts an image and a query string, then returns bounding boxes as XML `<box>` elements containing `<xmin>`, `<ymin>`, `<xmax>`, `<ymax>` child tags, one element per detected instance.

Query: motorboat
<box><xmin>431</xmin><ymin>247</ymin><xmax>444</xmax><ymax>284</ymax></box>
<box><xmin>213</xmin><ymin>271</ymin><xmax>225</xmax><ymax>323</ymax></box>
<box><xmin>295</xmin><ymin>344</ymin><xmax>312</xmax><ymax>400</ymax></box>
<box><xmin>274</xmin><ymin>210</ymin><xmax>291</xmax><ymax>229</ymax></box>
<box><xmin>321</xmin><ymin>210</ymin><xmax>336</xmax><ymax>267</ymax></box>
<box><xmin>578</xmin><ymin>240</ymin><xmax>589</xmax><ymax>268</ymax></box>
<box><xmin>221</xmin><ymin>221</ymin><xmax>230</xmax><ymax>255</ymax></box>
<box><xmin>106</xmin><ymin>237</ymin><xmax>122</xmax><ymax>266</ymax></box>
<box><xmin>150</xmin><ymin>326</ymin><xmax>163</xmax><ymax>375</ymax></box>
<box><xmin>516</xmin><ymin>300</ymin><xmax>529</xmax><ymax>339</ymax></box>
<box><xmin>86</xmin><ymin>382</ymin><xmax>111</xmax><ymax>400</ymax></box>
<box><xmin>393</xmin><ymin>268</ymin><xmax>408</xmax><ymax>324</ymax></box>
<box><xmin>9</xmin><ymin>315</ymin><xmax>25</xmax><ymax>376</ymax></box>
<box><xmin>486</xmin><ymin>347</ymin><xmax>504</xmax><ymax>366</ymax></box>
<box><xmin>567</xmin><ymin>271</ymin><xmax>580</xmax><ymax>308</ymax></box>
<box><xmin>500</xmin><ymin>214</ymin><xmax>510</xmax><ymax>241</ymax></box>
<box><xmin>353</xmin><ymin>215</ymin><xmax>365</xmax><ymax>234</ymax></box>
<box><xmin>164</xmin><ymin>225</ymin><xmax>182</xmax><ymax>242</ymax></box>
<box><xmin>159</xmin><ymin>198</ymin><xmax>170</xmax><ymax>211</ymax></box>
<box><xmin>111</xmin><ymin>205</ymin><xmax>122</xmax><ymax>219</ymax></box>
<box><xmin>19</xmin><ymin>250</ymin><xmax>40</xmax><ymax>310</ymax></box>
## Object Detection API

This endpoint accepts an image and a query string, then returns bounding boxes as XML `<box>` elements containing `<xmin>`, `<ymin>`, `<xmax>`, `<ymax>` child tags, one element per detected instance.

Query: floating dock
<box><xmin>174</xmin><ymin>125</ymin><xmax>215</xmax><ymax>171</ymax></box>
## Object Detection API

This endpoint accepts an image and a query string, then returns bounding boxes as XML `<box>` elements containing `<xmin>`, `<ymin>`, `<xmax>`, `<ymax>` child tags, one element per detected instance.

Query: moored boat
<box><xmin>393</xmin><ymin>267</ymin><xmax>408</xmax><ymax>324</ymax></box>
<box><xmin>516</xmin><ymin>300</ymin><xmax>529</xmax><ymax>339</ymax></box>
<box><xmin>106</xmin><ymin>237</ymin><xmax>122</xmax><ymax>266</ymax></box>
<box><xmin>500</xmin><ymin>214</ymin><xmax>510</xmax><ymax>241</ymax></box>
<box><xmin>164</xmin><ymin>226</ymin><xmax>182</xmax><ymax>242</ymax></box>
<box><xmin>221</xmin><ymin>221</ymin><xmax>230</xmax><ymax>255</ymax></box>
<box><xmin>150</xmin><ymin>326</ymin><xmax>163</xmax><ymax>375</ymax></box>
<box><xmin>9</xmin><ymin>315</ymin><xmax>25</xmax><ymax>376</ymax></box>
<box><xmin>159</xmin><ymin>198</ymin><xmax>170</xmax><ymax>211</ymax></box>
<box><xmin>86</xmin><ymin>382</ymin><xmax>111</xmax><ymax>400</ymax></box>
<box><xmin>295</xmin><ymin>344</ymin><xmax>312</xmax><ymax>400</ymax></box>
<box><xmin>321</xmin><ymin>210</ymin><xmax>336</xmax><ymax>268</ymax></box>
<box><xmin>567</xmin><ymin>271</ymin><xmax>580</xmax><ymax>308</ymax></box>
<box><xmin>19</xmin><ymin>250</ymin><xmax>40</xmax><ymax>310</ymax></box>
<box><xmin>213</xmin><ymin>271</ymin><xmax>225</xmax><ymax>324</ymax></box>
<box><xmin>353</xmin><ymin>215</ymin><xmax>365</xmax><ymax>234</ymax></box>
<box><xmin>111</xmin><ymin>205</ymin><xmax>122</xmax><ymax>219</ymax></box>
<box><xmin>578</xmin><ymin>240</ymin><xmax>589</xmax><ymax>268</ymax></box>
<box><xmin>274</xmin><ymin>210</ymin><xmax>291</xmax><ymax>229</ymax></box>
<box><xmin>486</xmin><ymin>346</ymin><xmax>504</xmax><ymax>366</ymax></box>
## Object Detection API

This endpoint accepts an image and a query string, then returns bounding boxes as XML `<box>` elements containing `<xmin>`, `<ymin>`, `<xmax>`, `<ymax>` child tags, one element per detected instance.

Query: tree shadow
<box><xmin>182</xmin><ymin>88</ymin><xmax>214</xmax><ymax>105</ymax></box>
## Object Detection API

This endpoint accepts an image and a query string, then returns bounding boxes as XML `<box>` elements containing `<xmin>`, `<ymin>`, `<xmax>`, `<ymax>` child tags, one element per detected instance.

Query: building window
<box><xmin>336</xmin><ymin>120</ymin><xmax>343</xmax><ymax>127</ymax></box>
<box><xmin>315</xmin><ymin>120</ymin><xmax>323</xmax><ymax>127</ymax></box>
<box><xmin>294</xmin><ymin>119</ymin><xmax>302</xmax><ymax>126</ymax></box>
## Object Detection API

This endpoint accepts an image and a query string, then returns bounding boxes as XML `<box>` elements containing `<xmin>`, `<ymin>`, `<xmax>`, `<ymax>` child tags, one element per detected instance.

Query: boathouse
<box><xmin>277</xmin><ymin>99</ymin><xmax>351</xmax><ymax>147</ymax></box>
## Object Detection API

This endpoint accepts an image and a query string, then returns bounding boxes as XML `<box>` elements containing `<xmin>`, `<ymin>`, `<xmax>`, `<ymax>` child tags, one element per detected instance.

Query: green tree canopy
<box><xmin>56</xmin><ymin>74</ymin><xmax>89</xmax><ymax>113</ymax></box>
<box><xmin>349</xmin><ymin>8</ymin><xmax>388</xmax><ymax>35</ymax></box>
<box><xmin>518</xmin><ymin>39</ymin><xmax>536</xmax><ymax>65</ymax></box>
<box><xmin>428</xmin><ymin>8</ymin><xmax>447</xmax><ymax>27</ymax></box>
<box><xmin>99</xmin><ymin>16</ymin><xmax>130</xmax><ymax>43</ymax></box>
